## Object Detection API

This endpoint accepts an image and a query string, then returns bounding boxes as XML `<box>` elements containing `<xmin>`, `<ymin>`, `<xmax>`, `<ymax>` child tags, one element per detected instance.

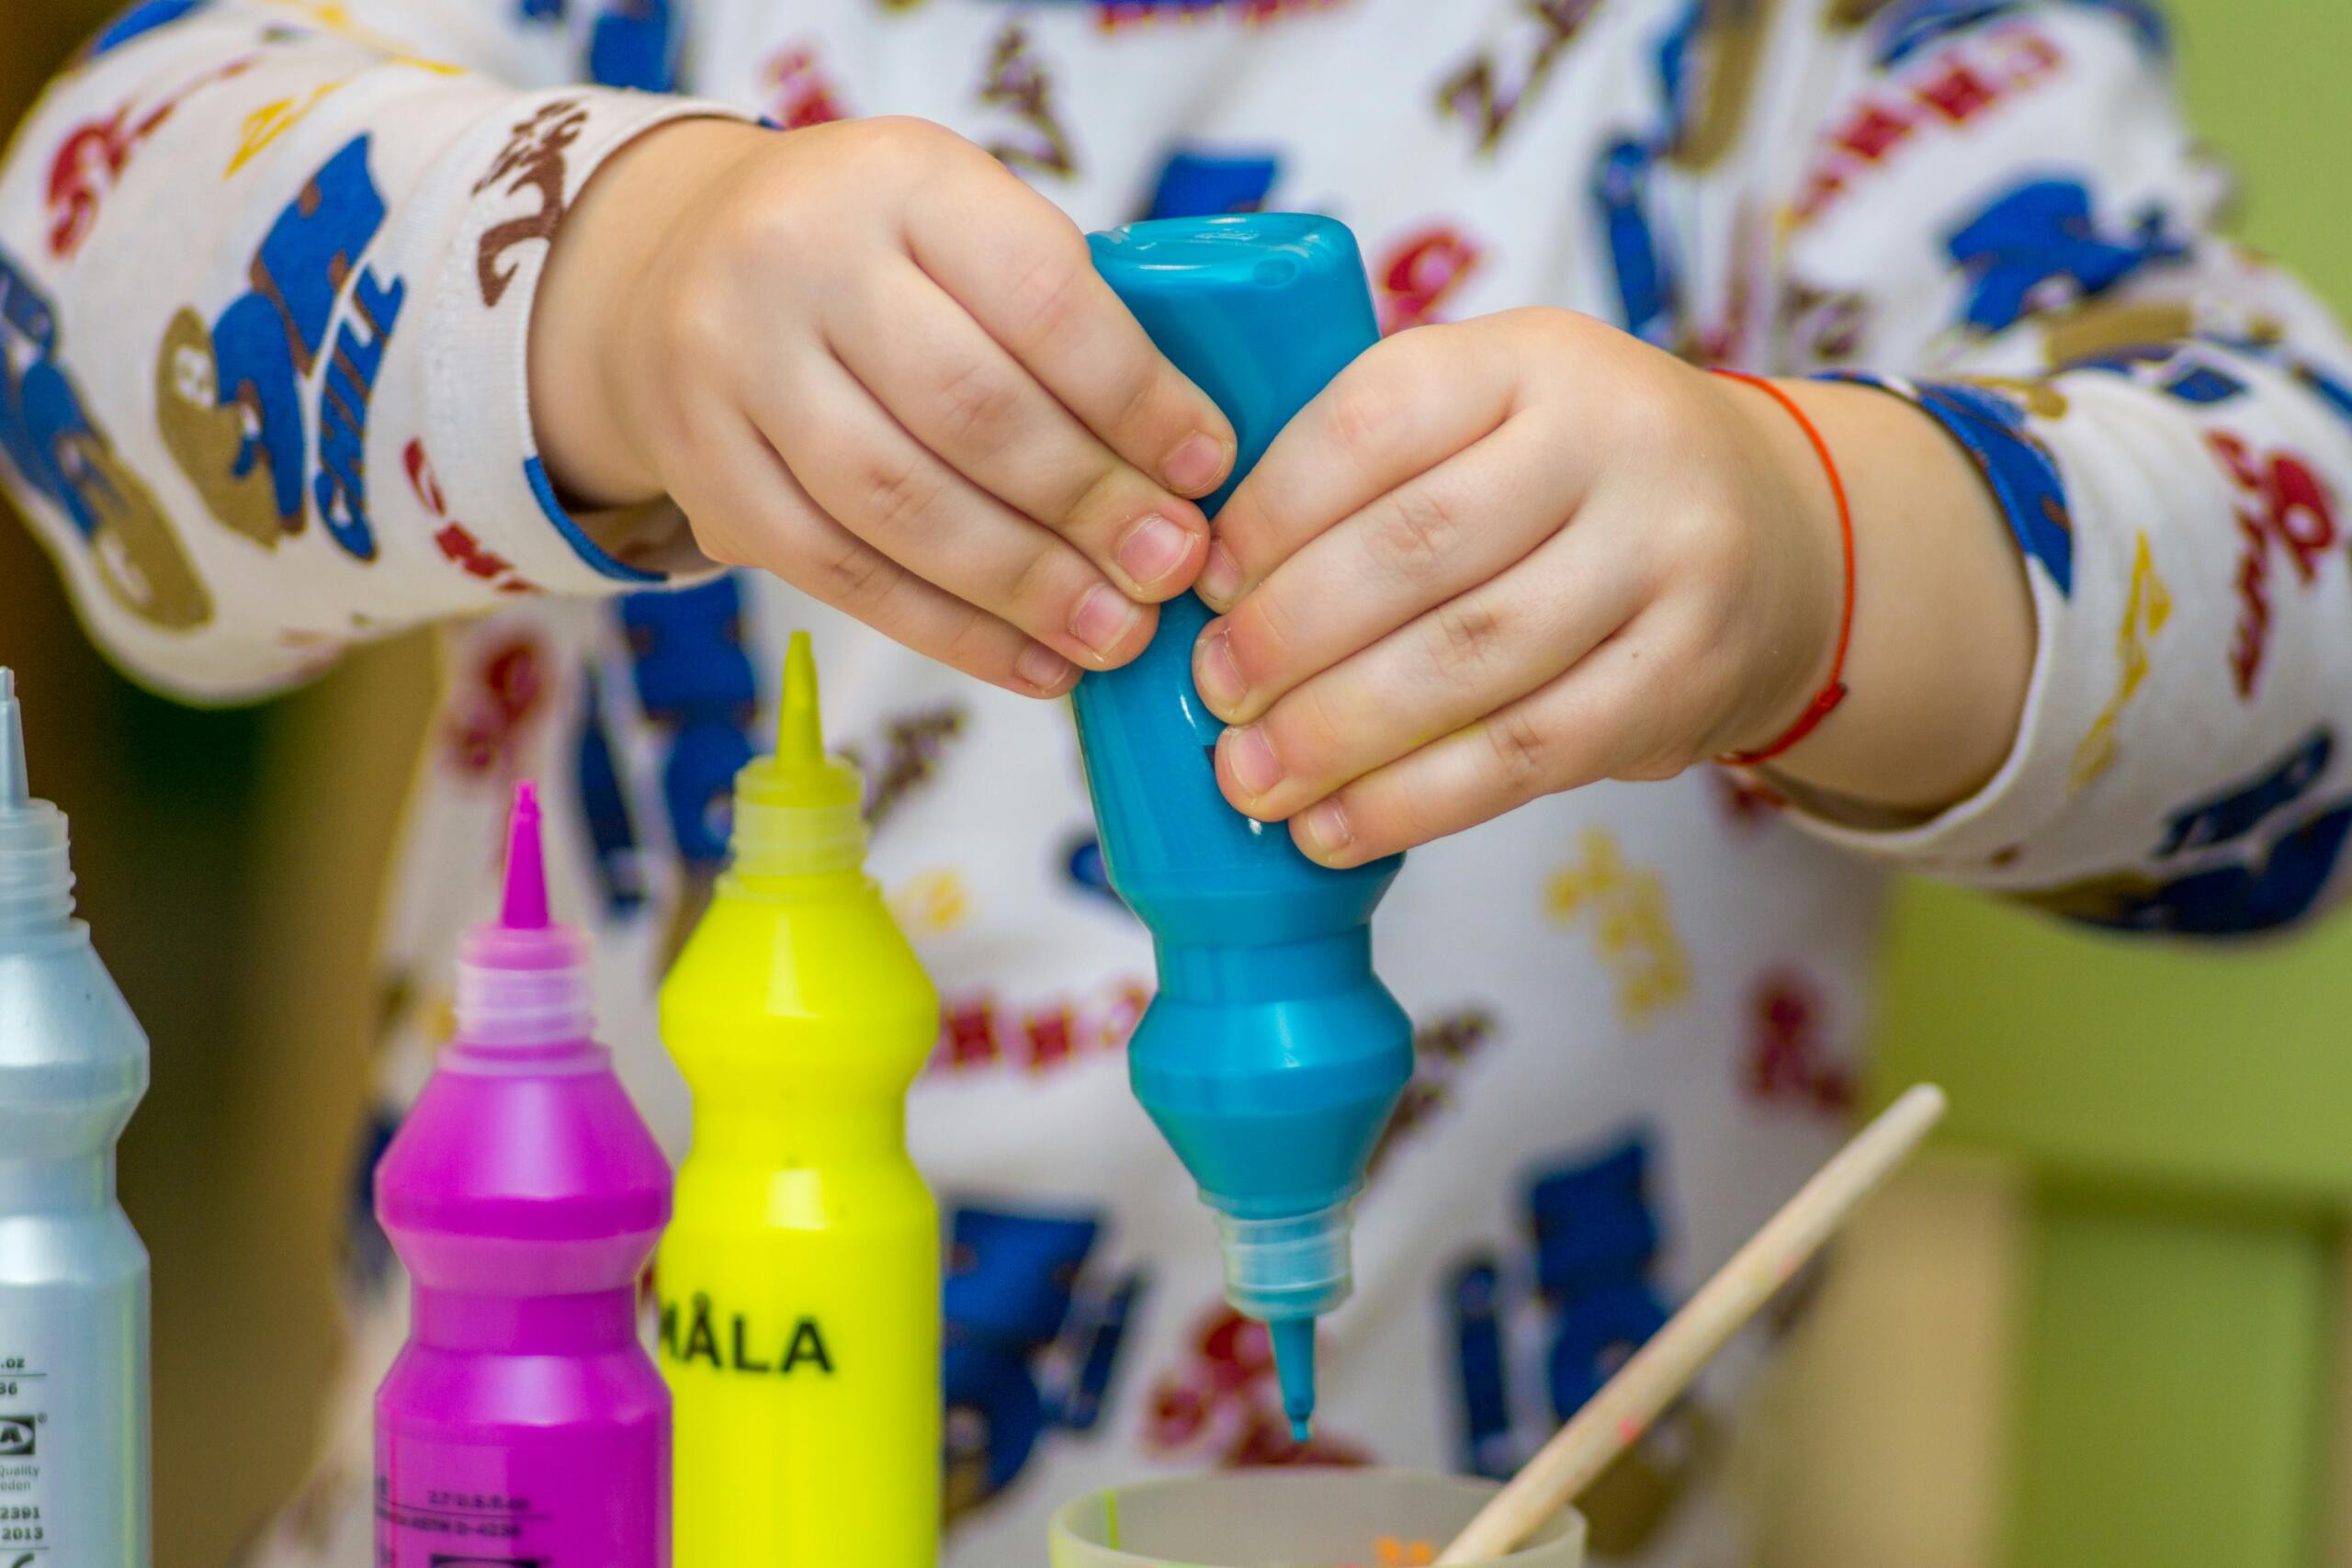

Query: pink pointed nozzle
<box><xmin>500</xmin><ymin>780</ymin><xmax>551</xmax><ymax>931</ymax></box>
<box><xmin>454</xmin><ymin>776</ymin><xmax>594</xmax><ymax>1053</ymax></box>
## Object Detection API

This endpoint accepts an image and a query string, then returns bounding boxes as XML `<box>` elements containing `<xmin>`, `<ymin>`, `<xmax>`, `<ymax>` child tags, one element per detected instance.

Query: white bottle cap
<box><xmin>0</xmin><ymin>671</ymin><xmax>75</xmax><ymax>935</ymax></box>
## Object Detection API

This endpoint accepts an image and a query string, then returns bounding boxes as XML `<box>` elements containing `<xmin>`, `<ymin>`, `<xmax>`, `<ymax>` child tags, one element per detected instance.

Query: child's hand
<box><xmin>533</xmin><ymin>118</ymin><xmax>1236</xmax><ymax>696</ymax></box>
<box><xmin>1190</xmin><ymin>308</ymin><xmax>1850</xmax><ymax>864</ymax></box>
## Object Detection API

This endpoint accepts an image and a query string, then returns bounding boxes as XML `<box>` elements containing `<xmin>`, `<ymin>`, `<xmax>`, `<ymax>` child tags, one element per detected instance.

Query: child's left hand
<box><xmin>1191</xmin><ymin>307</ymin><xmax>1847</xmax><ymax>866</ymax></box>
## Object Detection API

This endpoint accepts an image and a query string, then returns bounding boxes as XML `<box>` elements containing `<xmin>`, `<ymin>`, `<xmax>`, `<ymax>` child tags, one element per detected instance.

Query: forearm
<box><xmin>0</xmin><ymin>6</ymin><xmax>741</xmax><ymax>700</ymax></box>
<box><xmin>1720</xmin><ymin>376</ymin><xmax>2034</xmax><ymax>817</ymax></box>
<box><xmin>1724</xmin><ymin>0</ymin><xmax>2352</xmax><ymax>936</ymax></box>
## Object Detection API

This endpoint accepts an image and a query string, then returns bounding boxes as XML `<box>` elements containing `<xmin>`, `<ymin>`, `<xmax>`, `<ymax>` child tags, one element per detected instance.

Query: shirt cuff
<box><xmin>420</xmin><ymin>85</ymin><xmax>748</xmax><ymax>598</ymax></box>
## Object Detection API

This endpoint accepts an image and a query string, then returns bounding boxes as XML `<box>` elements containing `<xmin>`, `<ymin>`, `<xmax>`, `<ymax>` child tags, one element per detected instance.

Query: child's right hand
<box><xmin>532</xmin><ymin>117</ymin><xmax>1236</xmax><ymax>696</ymax></box>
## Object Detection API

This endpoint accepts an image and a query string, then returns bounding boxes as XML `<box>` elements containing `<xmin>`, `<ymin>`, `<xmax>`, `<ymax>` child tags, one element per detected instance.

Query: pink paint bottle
<box><xmin>374</xmin><ymin>780</ymin><xmax>673</xmax><ymax>1563</ymax></box>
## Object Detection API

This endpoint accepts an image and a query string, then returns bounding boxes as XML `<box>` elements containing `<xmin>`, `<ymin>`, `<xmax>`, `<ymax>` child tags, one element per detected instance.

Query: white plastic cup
<box><xmin>1048</xmin><ymin>1470</ymin><xmax>1588</xmax><ymax>1567</ymax></box>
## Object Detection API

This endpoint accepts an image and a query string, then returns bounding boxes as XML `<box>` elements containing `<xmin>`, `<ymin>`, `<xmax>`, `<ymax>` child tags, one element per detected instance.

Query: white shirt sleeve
<box><xmin>1758</xmin><ymin>1</ymin><xmax>2352</xmax><ymax>935</ymax></box>
<box><xmin>0</xmin><ymin>2</ymin><xmax>749</xmax><ymax>700</ymax></box>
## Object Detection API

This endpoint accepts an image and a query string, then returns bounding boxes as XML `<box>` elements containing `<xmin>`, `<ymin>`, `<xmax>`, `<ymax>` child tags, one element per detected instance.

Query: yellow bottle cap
<box><xmin>729</xmin><ymin>633</ymin><xmax>869</xmax><ymax>878</ymax></box>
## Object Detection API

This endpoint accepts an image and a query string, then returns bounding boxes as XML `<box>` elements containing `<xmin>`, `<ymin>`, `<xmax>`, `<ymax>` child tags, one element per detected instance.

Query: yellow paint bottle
<box><xmin>659</xmin><ymin>631</ymin><xmax>942</xmax><ymax>1564</ymax></box>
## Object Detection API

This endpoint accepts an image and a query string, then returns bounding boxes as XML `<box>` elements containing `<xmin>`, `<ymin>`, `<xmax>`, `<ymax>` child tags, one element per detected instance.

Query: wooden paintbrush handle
<box><xmin>1436</xmin><ymin>1085</ymin><xmax>1948</xmax><ymax>1564</ymax></box>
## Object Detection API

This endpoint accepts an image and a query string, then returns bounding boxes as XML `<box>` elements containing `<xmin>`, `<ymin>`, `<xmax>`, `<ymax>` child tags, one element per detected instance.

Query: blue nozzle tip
<box><xmin>1289</xmin><ymin>1415</ymin><xmax>1312</xmax><ymax>1445</ymax></box>
<box><xmin>1269</xmin><ymin>1316</ymin><xmax>1318</xmax><ymax>1444</ymax></box>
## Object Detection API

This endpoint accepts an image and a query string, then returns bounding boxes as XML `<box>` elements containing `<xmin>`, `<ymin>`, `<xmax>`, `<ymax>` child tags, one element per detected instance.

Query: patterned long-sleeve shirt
<box><xmin>6</xmin><ymin>3</ymin><xmax>2352</xmax><ymax>1564</ymax></box>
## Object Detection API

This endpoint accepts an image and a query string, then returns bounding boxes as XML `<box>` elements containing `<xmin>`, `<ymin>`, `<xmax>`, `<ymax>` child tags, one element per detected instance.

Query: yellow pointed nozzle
<box><xmin>780</xmin><ymin>631</ymin><xmax>825</xmax><ymax>768</ymax></box>
<box><xmin>729</xmin><ymin>632</ymin><xmax>868</xmax><ymax>877</ymax></box>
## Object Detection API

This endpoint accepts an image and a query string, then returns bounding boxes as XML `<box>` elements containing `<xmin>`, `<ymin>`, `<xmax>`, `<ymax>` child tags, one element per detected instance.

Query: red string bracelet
<box><xmin>1710</xmin><ymin>370</ymin><xmax>1856</xmax><ymax>769</ymax></box>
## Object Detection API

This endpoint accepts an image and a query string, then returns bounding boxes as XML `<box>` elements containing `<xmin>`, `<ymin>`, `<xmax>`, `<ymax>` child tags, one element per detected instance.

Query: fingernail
<box><xmin>1015</xmin><ymin>642</ymin><xmax>1075</xmax><ymax>694</ymax></box>
<box><xmin>1165</xmin><ymin>433</ymin><xmax>1230</xmax><ymax>496</ymax></box>
<box><xmin>1224</xmin><ymin>724</ymin><xmax>1281</xmax><ymax>800</ymax></box>
<box><xmin>1117</xmin><ymin>513</ymin><xmax>1192</xmax><ymax>589</ymax></box>
<box><xmin>1194</xmin><ymin>625</ymin><xmax>1246</xmax><ymax>712</ymax></box>
<box><xmin>1199</xmin><ymin>541</ymin><xmax>1242</xmax><ymax>606</ymax></box>
<box><xmin>1298</xmin><ymin>800</ymin><xmax>1352</xmax><ymax>859</ymax></box>
<box><xmin>1069</xmin><ymin>582</ymin><xmax>1143</xmax><ymax>659</ymax></box>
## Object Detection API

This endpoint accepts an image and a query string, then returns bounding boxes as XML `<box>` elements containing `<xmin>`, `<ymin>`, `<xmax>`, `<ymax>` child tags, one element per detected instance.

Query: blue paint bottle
<box><xmin>1078</xmin><ymin>215</ymin><xmax>1413</xmax><ymax>1439</ymax></box>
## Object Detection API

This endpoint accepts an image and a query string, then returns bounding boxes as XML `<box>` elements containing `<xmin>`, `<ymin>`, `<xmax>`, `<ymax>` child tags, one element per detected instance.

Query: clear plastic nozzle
<box><xmin>1214</xmin><ymin>1198</ymin><xmax>1356</xmax><ymax>1439</ymax></box>
<box><xmin>0</xmin><ymin>670</ymin><xmax>74</xmax><ymax>936</ymax></box>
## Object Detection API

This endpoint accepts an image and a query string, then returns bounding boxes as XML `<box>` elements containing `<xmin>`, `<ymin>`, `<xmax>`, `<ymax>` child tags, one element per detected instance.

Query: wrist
<box><xmin>1710</xmin><ymin>373</ymin><xmax>1852</xmax><ymax>761</ymax></box>
<box><xmin>1728</xmin><ymin>377</ymin><xmax>2034</xmax><ymax>813</ymax></box>
<box><xmin>529</xmin><ymin>118</ymin><xmax>771</xmax><ymax>508</ymax></box>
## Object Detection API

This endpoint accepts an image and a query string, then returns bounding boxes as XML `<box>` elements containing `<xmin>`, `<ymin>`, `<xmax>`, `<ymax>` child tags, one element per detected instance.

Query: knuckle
<box><xmin>1483</xmin><ymin>703</ymin><xmax>1553</xmax><ymax>796</ymax></box>
<box><xmin>1328</xmin><ymin>380</ymin><xmax>1408</xmax><ymax>458</ymax></box>
<box><xmin>1501</xmin><ymin>304</ymin><xmax>1579</xmax><ymax>356</ymax></box>
<box><xmin>693</xmin><ymin>178</ymin><xmax>770</xmax><ymax>253</ymax></box>
<box><xmin>701</xmin><ymin>152</ymin><xmax>828</xmax><ymax>263</ymax></box>
<box><xmin>1424</xmin><ymin>596</ymin><xmax>1510</xmax><ymax>684</ymax></box>
<box><xmin>1377</xmin><ymin>320</ymin><xmax>1471</xmax><ymax>388</ymax></box>
<box><xmin>1609</xmin><ymin>366</ymin><xmax>1696</xmax><ymax>457</ymax></box>
<box><xmin>720</xmin><ymin>193</ymin><xmax>798</xmax><ymax>261</ymax></box>
<box><xmin>654</xmin><ymin>287</ymin><xmax>732</xmax><ymax>380</ymax></box>
<box><xmin>861</xmin><ymin>113</ymin><xmax>932</xmax><ymax>148</ymax></box>
<box><xmin>858</xmin><ymin>451</ymin><xmax>943</xmax><ymax>538</ymax></box>
<box><xmin>856</xmin><ymin>114</ymin><xmax>954</xmax><ymax>170</ymax></box>
<box><xmin>1642</xmin><ymin>486</ymin><xmax>1713</xmax><ymax>569</ymax></box>
<box><xmin>933</xmin><ymin>357</ymin><xmax>1023</xmax><ymax>446</ymax></box>
<box><xmin>1679</xmin><ymin>507</ymin><xmax>1752</xmax><ymax>613</ymax></box>
<box><xmin>1373</xmin><ymin>482</ymin><xmax>1465</xmax><ymax>582</ymax></box>
<box><xmin>816</xmin><ymin>532</ymin><xmax>896</xmax><ymax>609</ymax></box>
<box><xmin>1003</xmin><ymin>238</ymin><xmax>1091</xmax><ymax>347</ymax></box>
<box><xmin>1367</xmin><ymin>320</ymin><xmax>1436</xmax><ymax>365</ymax></box>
